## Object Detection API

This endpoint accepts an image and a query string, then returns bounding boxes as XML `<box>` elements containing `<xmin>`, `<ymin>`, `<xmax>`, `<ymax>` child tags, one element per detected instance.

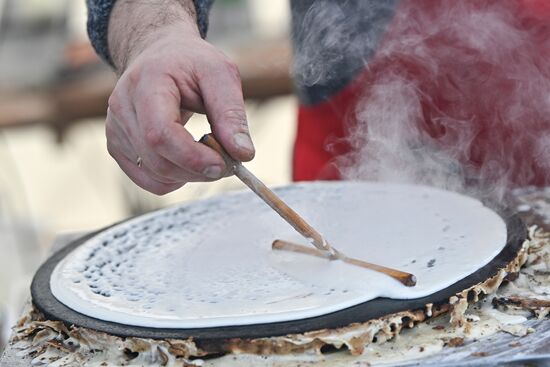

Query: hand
<box><xmin>105</xmin><ymin>1</ymin><xmax>255</xmax><ymax>195</ymax></box>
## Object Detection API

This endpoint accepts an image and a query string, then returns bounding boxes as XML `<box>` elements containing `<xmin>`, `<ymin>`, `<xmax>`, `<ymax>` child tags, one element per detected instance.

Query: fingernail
<box><xmin>234</xmin><ymin>132</ymin><xmax>254</xmax><ymax>152</ymax></box>
<box><xmin>203</xmin><ymin>165</ymin><xmax>223</xmax><ymax>179</ymax></box>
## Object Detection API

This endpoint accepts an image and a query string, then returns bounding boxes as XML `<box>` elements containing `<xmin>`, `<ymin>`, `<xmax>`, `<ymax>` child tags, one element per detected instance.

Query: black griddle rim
<box><xmin>31</xmin><ymin>209</ymin><xmax>526</xmax><ymax>344</ymax></box>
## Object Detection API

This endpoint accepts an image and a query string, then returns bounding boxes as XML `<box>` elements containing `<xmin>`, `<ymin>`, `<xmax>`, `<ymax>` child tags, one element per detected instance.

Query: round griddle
<box><xmin>31</xmin><ymin>207</ymin><xmax>526</xmax><ymax>350</ymax></box>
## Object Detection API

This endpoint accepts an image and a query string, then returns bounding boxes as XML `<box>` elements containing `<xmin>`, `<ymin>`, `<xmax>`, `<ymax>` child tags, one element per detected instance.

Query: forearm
<box><xmin>86</xmin><ymin>0</ymin><xmax>214</xmax><ymax>69</ymax></box>
<box><xmin>108</xmin><ymin>0</ymin><xmax>199</xmax><ymax>72</ymax></box>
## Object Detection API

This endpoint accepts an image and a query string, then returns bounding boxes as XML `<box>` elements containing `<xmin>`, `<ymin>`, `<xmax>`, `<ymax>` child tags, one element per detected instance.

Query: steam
<box><xmin>293</xmin><ymin>1</ymin><xmax>550</xmax><ymax>199</ymax></box>
<box><xmin>291</xmin><ymin>0</ymin><xmax>398</xmax><ymax>99</ymax></box>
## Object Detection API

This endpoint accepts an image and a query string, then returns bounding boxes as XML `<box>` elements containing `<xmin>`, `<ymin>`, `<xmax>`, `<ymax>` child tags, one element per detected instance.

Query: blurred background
<box><xmin>0</xmin><ymin>0</ymin><xmax>295</xmax><ymax>350</ymax></box>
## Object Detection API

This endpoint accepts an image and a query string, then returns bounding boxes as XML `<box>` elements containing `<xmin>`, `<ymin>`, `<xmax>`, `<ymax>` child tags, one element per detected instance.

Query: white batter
<box><xmin>50</xmin><ymin>182</ymin><xmax>507</xmax><ymax>328</ymax></box>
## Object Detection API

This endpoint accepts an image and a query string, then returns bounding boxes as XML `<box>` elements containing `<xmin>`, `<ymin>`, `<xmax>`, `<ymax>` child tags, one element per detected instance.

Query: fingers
<box><xmin>131</xmin><ymin>74</ymin><xmax>227</xmax><ymax>179</ymax></box>
<box><xmin>107</xmin><ymin>113</ymin><xmax>182</xmax><ymax>185</ymax></box>
<box><xmin>106</xmin><ymin>114</ymin><xmax>183</xmax><ymax>194</ymax></box>
<box><xmin>108</xmin><ymin>142</ymin><xmax>184</xmax><ymax>195</ymax></box>
<box><xmin>196</xmin><ymin>57</ymin><xmax>255</xmax><ymax>162</ymax></box>
<box><xmin>105</xmin><ymin>38</ymin><xmax>256</xmax><ymax>196</ymax></box>
<box><xmin>106</xmin><ymin>105</ymin><xmax>218</xmax><ymax>200</ymax></box>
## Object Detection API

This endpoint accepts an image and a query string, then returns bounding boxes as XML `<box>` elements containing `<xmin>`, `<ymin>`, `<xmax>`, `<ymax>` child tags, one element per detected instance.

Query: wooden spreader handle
<box><xmin>200</xmin><ymin>133</ymin><xmax>340</xmax><ymax>258</ymax></box>
<box><xmin>200</xmin><ymin>134</ymin><xmax>417</xmax><ymax>287</ymax></box>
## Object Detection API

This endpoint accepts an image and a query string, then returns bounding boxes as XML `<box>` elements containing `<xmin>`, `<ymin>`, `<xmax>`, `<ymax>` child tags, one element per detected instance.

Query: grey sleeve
<box><xmin>86</xmin><ymin>0</ymin><xmax>215</xmax><ymax>67</ymax></box>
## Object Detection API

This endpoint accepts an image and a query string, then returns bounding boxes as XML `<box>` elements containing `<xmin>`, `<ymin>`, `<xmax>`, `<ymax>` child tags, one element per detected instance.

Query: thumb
<box><xmin>197</xmin><ymin>59</ymin><xmax>255</xmax><ymax>162</ymax></box>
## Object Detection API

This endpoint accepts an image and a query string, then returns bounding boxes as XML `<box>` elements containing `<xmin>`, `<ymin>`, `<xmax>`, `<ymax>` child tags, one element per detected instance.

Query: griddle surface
<box><xmin>31</xmin><ymin>212</ymin><xmax>526</xmax><ymax>344</ymax></box>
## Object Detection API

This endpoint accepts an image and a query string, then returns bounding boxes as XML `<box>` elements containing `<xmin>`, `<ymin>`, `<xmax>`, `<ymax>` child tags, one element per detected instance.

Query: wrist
<box><xmin>108</xmin><ymin>0</ymin><xmax>200</xmax><ymax>72</ymax></box>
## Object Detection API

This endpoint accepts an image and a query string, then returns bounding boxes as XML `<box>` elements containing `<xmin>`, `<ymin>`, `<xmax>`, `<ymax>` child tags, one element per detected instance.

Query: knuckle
<box><xmin>223</xmin><ymin>59</ymin><xmax>241</xmax><ymax>80</ymax></box>
<box><xmin>221</xmin><ymin>108</ymin><xmax>248</xmax><ymax>130</ymax></box>
<box><xmin>144</xmin><ymin>126</ymin><xmax>166</xmax><ymax>148</ymax></box>
<box><xmin>197</xmin><ymin>51</ymin><xmax>240</xmax><ymax>79</ymax></box>
<box><xmin>107</xmin><ymin>92</ymin><xmax>124</xmax><ymax>117</ymax></box>
<box><xmin>125</xmin><ymin>66</ymin><xmax>142</xmax><ymax>88</ymax></box>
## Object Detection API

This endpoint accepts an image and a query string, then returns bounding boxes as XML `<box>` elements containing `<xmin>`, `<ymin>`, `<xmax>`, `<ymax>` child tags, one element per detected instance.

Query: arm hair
<box><xmin>108</xmin><ymin>0</ymin><xmax>199</xmax><ymax>72</ymax></box>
